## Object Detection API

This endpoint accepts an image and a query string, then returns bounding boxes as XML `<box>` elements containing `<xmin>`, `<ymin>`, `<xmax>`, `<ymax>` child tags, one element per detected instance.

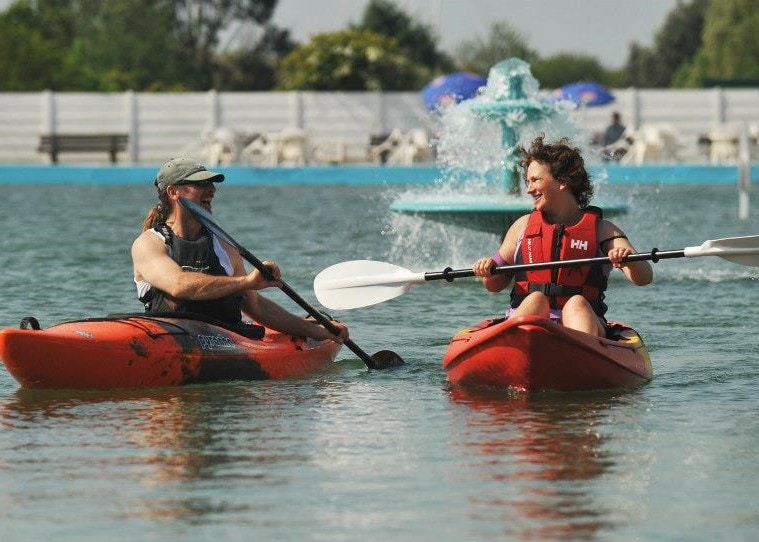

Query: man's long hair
<box><xmin>141</xmin><ymin>190</ymin><xmax>171</xmax><ymax>232</ymax></box>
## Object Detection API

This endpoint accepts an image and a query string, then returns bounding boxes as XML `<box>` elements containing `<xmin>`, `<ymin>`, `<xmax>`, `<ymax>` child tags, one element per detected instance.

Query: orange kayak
<box><xmin>443</xmin><ymin>316</ymin><xmax>652</xmax><ymax>392</ymax></box>
<box><xmin>0</xmin><ymin>313</ymin><xmax>341</xmax><ymax>390</ymax></box>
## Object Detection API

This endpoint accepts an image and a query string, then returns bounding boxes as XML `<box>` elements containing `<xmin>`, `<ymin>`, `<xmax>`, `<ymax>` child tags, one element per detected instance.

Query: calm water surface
<box><xmin>1</xmin><ymin>182</ymin><xmax>758</xmax><ymax>541</ymax></box>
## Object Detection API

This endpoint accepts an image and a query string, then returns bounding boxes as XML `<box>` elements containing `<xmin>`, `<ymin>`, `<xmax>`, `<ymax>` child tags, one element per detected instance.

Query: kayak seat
<box><xmin>19</xmin><ymin>316</ymin><xmax>41</xmax><ymax>330</ymax></box>
<box><xmin>604</xmin><ymin>321</ymin><xmax>629</xmax><ymax>341</ymax></box>
<box><xmin>231</xmin><ymin>322</ymin><xmax>266</xmax><ymax>340</ymax></box>
<box><xmin>103</xmin><ymin>311</ymin><xmax>266</xmax><ymax>340</ymax></box>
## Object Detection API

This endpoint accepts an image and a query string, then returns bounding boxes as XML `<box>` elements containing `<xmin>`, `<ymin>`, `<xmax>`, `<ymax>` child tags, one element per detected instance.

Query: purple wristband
<box><xmin>492</xmin><ymin>251</ymin><xmax>507</xmax><ymax>266</ymax></box>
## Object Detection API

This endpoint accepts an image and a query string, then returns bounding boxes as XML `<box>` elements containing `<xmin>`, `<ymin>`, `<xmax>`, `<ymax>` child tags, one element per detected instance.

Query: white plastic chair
<box><xmin>275</xmin><ymin>127</ymin><xmax>308</xmax><ymax>165</ymax></box>
<box><xmin>708</xmin><ymin>125</ymin><xmax>740</xmax><ymax>164</ymax></box>
<box><xmin>622</xmin><ymin>123</ymin><xmax>681</xmax><ymax>164</ymax></box>
<box><xmin>378</xmin><ymin>128</ymin><xmax>430</xmax><ymax>165</ymax></box>
<box><xmin>370</xmin><ymin>129</ymin><xmax>404</xmax><ymax>164</ymax></box>
<box><xmin>240</xmin><ymin>134</ymin><xmax>277</xmax><ymax>166</ymax></box>
<box><xmin>200</xmin><ymin>127</ymin><xmax>239</xmax><ymax>166</ymax></box>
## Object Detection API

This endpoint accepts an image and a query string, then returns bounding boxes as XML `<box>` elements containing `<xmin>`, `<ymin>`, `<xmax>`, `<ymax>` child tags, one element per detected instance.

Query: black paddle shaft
<box><xmin>235</xmin><ymin>245</ymin><xmax>385</xmax><ymax>368</ymax></box>
<box><xmin>423</xmin><ymin>248</ymin><xmax>680</xmax><ymax>282</ymax></box>
<box><xmin>178</xmin><ymin>198</ymin><xmax>402</xmax><ymax>369</ymax></box>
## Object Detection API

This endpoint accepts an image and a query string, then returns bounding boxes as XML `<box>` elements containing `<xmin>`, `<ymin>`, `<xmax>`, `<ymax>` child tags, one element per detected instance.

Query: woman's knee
<box><xmin>561</xmin><ymin>296</ymin><xmax>596</xmax><ymax>321</ymax></box>
<box><xmin>563</xmin><ymin>295</ymin><xmax>592</xmax><ymax>313</ymax></box>
<box><xmin>515</xmin><ymin>292</ymin><xmax>550</xmax><ymax>315</ymax></box>
<box><xmin>561</xmin><ymin>296</ymin><xmax>604</xmax><ymax>335</ymax></box>
<box><xmin>526</xmin><ymin>292</ymin><xmax>550</xmax><ymax>310</ymax></box>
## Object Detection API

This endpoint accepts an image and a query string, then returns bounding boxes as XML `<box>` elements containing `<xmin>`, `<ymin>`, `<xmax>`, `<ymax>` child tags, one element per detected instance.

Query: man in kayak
<box><xmin>132</xmin><ymin>157</ymin><xmax>348</xmax><ymax>342</ymax></box>
<box><xmin>472</xmin><ymin>135</ymin><xmax>653</xmax><ymax>337</ymax></box>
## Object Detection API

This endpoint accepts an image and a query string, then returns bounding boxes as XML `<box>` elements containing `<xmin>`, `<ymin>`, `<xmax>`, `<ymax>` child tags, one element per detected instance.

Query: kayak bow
<box><xmin>0</xmin><ymin>313</ymin><xmax>342</xmax><ymax>389</ymax></box>
<box><xmin>443</xmin><ymin>316</ymin><xmax>652</xmax><ymax>392</ymax></box>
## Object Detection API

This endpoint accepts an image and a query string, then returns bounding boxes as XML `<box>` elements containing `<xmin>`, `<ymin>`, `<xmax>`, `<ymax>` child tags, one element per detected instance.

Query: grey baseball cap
<box><xmin>154</xmin><ymin>157</ymin><xmax>224</xmax><ymax>192</ymax></box>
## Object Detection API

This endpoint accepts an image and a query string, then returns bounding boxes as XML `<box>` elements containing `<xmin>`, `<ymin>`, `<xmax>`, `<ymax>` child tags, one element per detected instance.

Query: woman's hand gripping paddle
<box><xmin>314</xmin><ymin>235</ymin><xmax>759</xmax><ymax>310</ymax></box>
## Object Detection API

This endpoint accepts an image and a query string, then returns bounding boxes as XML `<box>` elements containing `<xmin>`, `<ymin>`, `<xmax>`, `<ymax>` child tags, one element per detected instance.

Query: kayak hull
<box><xmin>0</xmin><ymin>314</ymin><xmax>341</xmax><ymax>390</ymax></box>
<box><xmin>443</xmin><ymin>316</ymin><xmax>652</xmax><ymax>392</ymax></box>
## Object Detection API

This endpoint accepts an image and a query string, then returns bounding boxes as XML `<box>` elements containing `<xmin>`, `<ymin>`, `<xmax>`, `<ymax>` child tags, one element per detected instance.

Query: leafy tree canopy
<box><xmin>531</xmin><ymin>54</ymin><xmax>610</xmax><ymax>89</ymax></box>
<box><xmin>276</xmin><ymin>29</ymin><xmax>427</xmax><ymax>90</ymax></box>
<box><xmin>622</xmin><ymin>0</ymin><xmax>708</xmax><ymax>87</ymax></box>
<box><xmin>674</xmin><ymin>0</ymin><xmax>759</xmax><ymax>87</ymax></box>
<box><xmin>356</xmin><ymin>0</ymin><xmax>453</xmax><ymax>73</ymax></box>
<box><xmin>0</xmin><ymin>0</ymin><xmax>285</xmax><ymax>90</ymax></box>
<box><xmin>455</xmin><ymin>22</ymin><xmax>537</xmax><ymax>77</ymax></box>
<box><xmin>2</xmin><ymin>0</ymin><xmax>755</xmax><ymax>91</ymax></box>
<box><xmin>214</xmin><ymin>26</ymin><xmax>295</xmax><ymax>90</ymax></box>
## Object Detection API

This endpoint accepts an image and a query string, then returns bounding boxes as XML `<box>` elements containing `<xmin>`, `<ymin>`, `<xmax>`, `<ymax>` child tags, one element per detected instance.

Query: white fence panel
<box><xmin>0</xmin><ymin>88</ymin><xmax>756</xmax><ymax>165</ymax></box>
<box><xmin>54</xmin><ymin>93</ymin><xmax>127</xmax><ymax>131</ymax></box>
<box><xmin>724</xmin><ymin>89</ymin><xmax>759</xmax><ymax>124</ymax></box>
<box><xmin>136</xmin><ymin>92</ymin><xmax>210</xmax><ymax>163</ymax></box>
<box><xmin>218</xmin><ymin>92</ymin><xmax>294</xmax><ymax>133</ymax></box>
<box><xmin>0</xmin><ymin>93</ymin><xmax>41</xmax><ymax>160</ymax></box>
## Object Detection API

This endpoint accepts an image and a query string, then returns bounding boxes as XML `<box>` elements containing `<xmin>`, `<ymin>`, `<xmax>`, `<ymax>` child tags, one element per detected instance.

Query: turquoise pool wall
<box><xmin>0</xmin><ymin>163</ymin><xmax>756</xmax><ymax>185</ymax></box>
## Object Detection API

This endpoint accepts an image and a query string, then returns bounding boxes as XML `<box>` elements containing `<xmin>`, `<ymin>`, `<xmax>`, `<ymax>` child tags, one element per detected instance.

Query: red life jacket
<box><xmin>511</xmin><ymin>209</ymin><xmax>608</xmax><ymax>316</ymax></box>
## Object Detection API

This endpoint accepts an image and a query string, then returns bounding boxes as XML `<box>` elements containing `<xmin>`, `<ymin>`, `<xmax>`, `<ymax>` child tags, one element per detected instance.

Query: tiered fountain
<box><xmin>390</xmin><ymin>58</ymin><xmax>627</xmax><ymax>235</ymax></box>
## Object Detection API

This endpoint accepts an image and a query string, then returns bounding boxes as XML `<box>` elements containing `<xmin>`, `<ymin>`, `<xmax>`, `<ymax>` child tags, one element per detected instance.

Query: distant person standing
<box><xmin>603</xmin><ymin>112</ymin><xmax>626</xmax><ymax>146</ymax></box>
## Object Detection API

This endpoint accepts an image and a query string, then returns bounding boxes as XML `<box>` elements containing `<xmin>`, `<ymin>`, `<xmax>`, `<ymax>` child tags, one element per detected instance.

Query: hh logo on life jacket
<box><xmin>570</xmin><ymin>239</ymin><xmax>589</xmax><ymax>251</ymax></box>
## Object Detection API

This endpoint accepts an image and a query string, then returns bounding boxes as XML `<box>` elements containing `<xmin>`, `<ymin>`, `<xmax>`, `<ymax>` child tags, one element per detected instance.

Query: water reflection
<box><xmin>448</xmin><ymin>388</ymin><xmax>622</xmax><ymax>540</ymax></box>
<box><xmin>0</xmin><ymin>383</ymin><xmax>319</xmax><ymax>524</ymax></box>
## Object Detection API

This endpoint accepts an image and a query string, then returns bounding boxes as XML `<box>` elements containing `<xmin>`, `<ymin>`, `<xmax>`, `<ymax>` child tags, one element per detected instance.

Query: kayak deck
<box><xmin>0</xmin><ymin>313</ymin><xmax>341</xmax><ymax>390</ymax></box>
<box><xmin>443</xmin><ymin>315</ymin><xmax>652</xmax><ymax>392</ymax></box>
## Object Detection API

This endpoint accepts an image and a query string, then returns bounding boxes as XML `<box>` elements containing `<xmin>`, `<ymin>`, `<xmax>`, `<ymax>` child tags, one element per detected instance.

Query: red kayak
<box><xmin>0</xmin><ymin>313</ymin><xmax>341</xmax><ymax>390</ymax></box>
<box><xmin>443</xmin><ymin>316</ymin><xmax>652</xmax><ymax>392</ymax></box>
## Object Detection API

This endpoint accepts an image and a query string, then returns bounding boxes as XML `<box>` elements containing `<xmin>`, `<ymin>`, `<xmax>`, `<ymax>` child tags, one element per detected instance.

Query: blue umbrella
<box><xmin>552</xmin><ymin>81</ymin><xmax>614</xmax><ymax>107</ymax></box>
<box><xmin>421</xmin><ymin>72</ymin><xmax>487</xmax><ymax>111</ymax></box>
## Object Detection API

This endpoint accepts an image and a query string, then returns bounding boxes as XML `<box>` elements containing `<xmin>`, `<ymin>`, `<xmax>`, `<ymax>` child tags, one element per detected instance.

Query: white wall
<box><xmin>0</xmin><ymin>88</ymin><xmax>757</xmax><ymax>165</ymax></box>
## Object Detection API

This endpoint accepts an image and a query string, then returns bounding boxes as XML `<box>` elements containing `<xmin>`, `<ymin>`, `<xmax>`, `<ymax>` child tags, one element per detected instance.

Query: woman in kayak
<box><xmin>132</xmin><ymin>157</ymin><xmax>348</xmax><ymax>342</ymax></box>
<box><xmin>472</xmin><ymin>135</ymin><xmax>653</xmax><ymax>337</ymax></box>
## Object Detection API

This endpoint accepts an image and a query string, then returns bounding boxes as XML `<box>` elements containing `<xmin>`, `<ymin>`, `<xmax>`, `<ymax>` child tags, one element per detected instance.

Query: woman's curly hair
<box><xmin>519</xmin><ymin>134</ymin><xmax>593</xmax><ymax>207</ymax></box>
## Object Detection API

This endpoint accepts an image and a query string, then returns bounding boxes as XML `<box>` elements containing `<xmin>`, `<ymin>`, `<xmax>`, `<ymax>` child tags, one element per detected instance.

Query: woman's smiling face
<box><xmin>525</xmin><ymin>160</ymin><xmax>560</xmax><ymax>210</ymax></box>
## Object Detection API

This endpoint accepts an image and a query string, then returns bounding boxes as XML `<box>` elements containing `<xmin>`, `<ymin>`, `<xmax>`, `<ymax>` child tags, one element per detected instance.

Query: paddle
<box><xmin>178</xmin><ymin>197</ymin><xmax>404</xmax><ymax>369</ymax></box>
<box><xmin>314</xmin><ymin>235</ymin><xmax>759</xmax><ymax>310</ymax></box>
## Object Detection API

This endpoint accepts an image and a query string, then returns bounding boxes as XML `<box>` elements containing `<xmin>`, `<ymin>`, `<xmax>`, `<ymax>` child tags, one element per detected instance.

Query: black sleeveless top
<box><xmin>140</xmin><ymin>224</ymin><xmax>242</xmax><ymax>325</ymax></box>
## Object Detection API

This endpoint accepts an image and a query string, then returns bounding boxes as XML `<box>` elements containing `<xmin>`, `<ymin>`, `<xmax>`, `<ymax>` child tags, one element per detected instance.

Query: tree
<box><xmin>674</xmin><ymin>0</ymin><xmax>759</xmax><ymax>87</ymax></box>
<box><xmin>0</xmin><ymin>0</ymin><xmax>87</xmax><ymax>90</ymax></box>
<box><xmin>454</xmin><ymin>22</ymin><xmax>538</xmax><ymax>76</ymax></box>
<box><xmin>0</xmin><ymin>21</ymin><xmax>62</xmax><ymax>90</ymax></box>
<box><xmin>173</xmin><ymin>0</ymin><xmax>278</xmax><ymax>89</ymax></box>
<box><xmin>622</xmin><ymin>0</ymin><xmax>708</xmax><ymax>87</ymax></box>
<box><xmin>213</xmin><ymin>25</ymin><xmax>295</xmax><ymax>90</ymax></box>
<box><xmin>276</xmin><ymin>29</ymin><xmax>426</xmax><ymax>91</ymax></box>
<box><xmin>356</xmin><ymin>0</ymin><xmax>453</xmax><ymax>73</ymax></box>
<box><xmin>531</xmin><ymin>54</ymin><xmax>610</xmax><ymax>89</ymax></box>
<box><xmin>622</xmin><ymin>43</ymin><xmax>670</xmax><ymax>89</ymax></box>
<box><xmin>72</xmin><ymin>0</ymin><xmax>184</xmax><ymax>90</ymax></box>
<box><xmin>0</xmin><ymin>0</ymin><xmax>284</xmax><ymax>90</ymax></box>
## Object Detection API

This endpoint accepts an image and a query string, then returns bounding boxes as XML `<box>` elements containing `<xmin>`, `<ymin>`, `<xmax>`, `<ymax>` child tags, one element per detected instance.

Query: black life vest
<box><xmin>140</xmin><ymin>224</ymin><xmax>243</xmax><ymax>325</ymax></box>
<box><xmin>510</xmin><ymin>208</ymin><xmax>608</xmax><ymax>316</ymax></box>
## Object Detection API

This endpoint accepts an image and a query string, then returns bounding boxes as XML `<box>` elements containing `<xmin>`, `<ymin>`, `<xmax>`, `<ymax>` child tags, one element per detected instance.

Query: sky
<box><xmin>271</xmin><ymin>0</ymin><xmax>681</xmax><ymax>69</ymax></box>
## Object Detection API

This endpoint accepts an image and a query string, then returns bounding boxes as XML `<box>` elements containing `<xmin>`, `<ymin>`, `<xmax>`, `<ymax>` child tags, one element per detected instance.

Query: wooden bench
<box><xmin>38</xmin><ymin>133</ymin><xmax>128</xmax><ymax>163</ymax></box>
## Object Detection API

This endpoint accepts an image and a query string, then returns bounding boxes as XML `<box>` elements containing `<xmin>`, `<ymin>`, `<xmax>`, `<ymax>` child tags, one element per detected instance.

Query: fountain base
<box><xmin>390</xmin><ymin>198</ymin><xmax>628</xmax><ymax>236</ymax></box>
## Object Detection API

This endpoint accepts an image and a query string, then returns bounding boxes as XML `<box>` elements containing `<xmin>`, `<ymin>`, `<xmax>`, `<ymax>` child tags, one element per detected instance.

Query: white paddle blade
<box><xmin>683</xmin><ymin>235</ymin><xmax>759</xmax><ymax>267</ymax></box>
<box><xmin>314</xmin><ymin>260</ymin><xmax>426</xmax><ymax>310</ymax></box>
